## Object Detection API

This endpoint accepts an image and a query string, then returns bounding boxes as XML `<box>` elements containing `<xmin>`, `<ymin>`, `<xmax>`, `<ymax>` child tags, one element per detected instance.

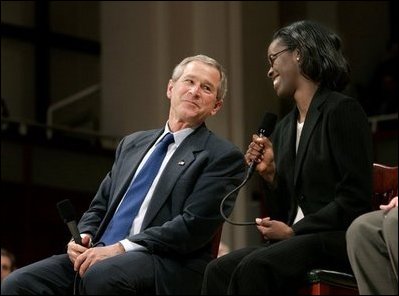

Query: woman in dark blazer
<box><xmin>202</xmin><ymin>20</ymin><xmax>373</xmax><ymax>295</ymax></box>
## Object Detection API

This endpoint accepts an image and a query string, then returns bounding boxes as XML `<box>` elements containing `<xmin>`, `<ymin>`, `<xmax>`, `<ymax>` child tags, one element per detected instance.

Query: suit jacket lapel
<box><xmin>282</xmin><ymin>109</ymin><xmax>297</xmax><ymax>166</ymax></box>
<box><xmin>294</xmin><ymin>89</ymin><xmax>327</xmax><ymax>186</ymax></box>
<box><xmin>95</xmin><ymin>129</ymin><xmax>163</xmax><ymax>241</ymax></box>
<box><xmin>140</xmin><ymin>125</ymin><xmax>208</xmax><ymax>230</ymax></box>
<box><xmin>111</xmin><ymin>130</ymin><xmax>163</xmax><ymax>213</ymax></box>
<box><xmin>282</xmin><ymin>109</ymin><xmax>298</xmax><ymax>188</ymax></box>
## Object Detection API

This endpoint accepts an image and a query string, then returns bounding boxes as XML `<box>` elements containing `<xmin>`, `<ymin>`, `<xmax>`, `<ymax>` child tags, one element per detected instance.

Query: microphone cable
<box><xmin>220</xmin><ymin>166</ymin><xmax>257</xmax><ymax>226</ymax></box>
<box><xmin>220</xmin><ymin>112</ymin><xmax>277</xmax><ymax>226</ymax></box>
<box><xmin>73</xmin><ymin>272</ymin><xmax>80</xmax><ymax>295</ymax></box>
<box><xmin>72</xmin><ymin>241</ymin><xmax>105</xmax><ymax>295</ymax></box>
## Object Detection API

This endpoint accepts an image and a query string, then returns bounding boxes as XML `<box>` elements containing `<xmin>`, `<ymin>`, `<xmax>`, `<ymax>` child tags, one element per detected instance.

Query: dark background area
<box><xmin>1</xmin><ymin>1</ymin><xmax>397</xmax><ymax>268</ymax></box>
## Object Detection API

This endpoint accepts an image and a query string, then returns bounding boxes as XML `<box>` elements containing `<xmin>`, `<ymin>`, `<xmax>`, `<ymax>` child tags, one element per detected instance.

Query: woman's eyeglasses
<box><xmin>268</xmin><ymin>48</ymin><xmax>290</xmax><ymax>67</ymax></box>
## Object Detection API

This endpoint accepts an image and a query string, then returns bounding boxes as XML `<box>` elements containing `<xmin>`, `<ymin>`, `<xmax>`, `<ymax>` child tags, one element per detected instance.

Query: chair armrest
<box><xmin>307</xmin><ymin>269</ymin><xmax>358</xmax><ymax>289</ymax></box>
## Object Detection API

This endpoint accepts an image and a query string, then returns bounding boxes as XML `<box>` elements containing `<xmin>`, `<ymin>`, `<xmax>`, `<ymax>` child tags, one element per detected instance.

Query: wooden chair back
<box><xmin>299</xmin><ymin>163</ymin><xmax>398</xmax><ymax>295</ymax></box>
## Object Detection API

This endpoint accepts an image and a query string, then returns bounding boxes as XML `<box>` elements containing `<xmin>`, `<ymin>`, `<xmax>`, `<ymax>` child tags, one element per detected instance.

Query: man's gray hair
<box><xmin>171</xmin><ymin>55</ymin><xmax>227</xmax><ymax>100</ymax></box>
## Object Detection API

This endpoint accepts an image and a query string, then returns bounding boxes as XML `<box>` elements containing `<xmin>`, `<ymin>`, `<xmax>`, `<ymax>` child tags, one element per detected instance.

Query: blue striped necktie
<box><xmin>100</xmin><ymin>133</ymin><xmax>174</xmax><ymax>245</ymax></box>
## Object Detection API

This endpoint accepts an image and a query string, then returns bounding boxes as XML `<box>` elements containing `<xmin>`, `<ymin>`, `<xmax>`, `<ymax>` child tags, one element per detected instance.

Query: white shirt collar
<box><xmin>163</xmin><ymin>121</ymin><xmax>196</xmax><ymax>147</ymax></box>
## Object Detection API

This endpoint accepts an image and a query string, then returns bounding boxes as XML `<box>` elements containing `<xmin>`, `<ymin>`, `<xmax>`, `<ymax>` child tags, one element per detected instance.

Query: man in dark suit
<box><xmin>201</xmin><ymin>20</ymin><xmax>373</xmax><ymax>295</ymax></box>
<box><xmin>1</xmin><ymin>55</ymin><xmax>246</xmax><ymax>295</ymax></box>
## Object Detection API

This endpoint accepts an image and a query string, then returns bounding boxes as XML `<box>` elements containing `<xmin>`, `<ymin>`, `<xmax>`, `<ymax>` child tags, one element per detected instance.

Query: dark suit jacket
<box><xmin>77</xmin><ymin>123</ymin><xmax>246</xmax><ymax>294</ymax></box>
<box><xmin>263</xmin><ymin>87</ymin><xmax>373</xmax><ymax>264</ymax></box>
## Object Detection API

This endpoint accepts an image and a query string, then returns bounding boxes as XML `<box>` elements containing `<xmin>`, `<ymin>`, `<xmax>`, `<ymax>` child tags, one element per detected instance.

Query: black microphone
<box><xmin>57</xmin><ymin>199</ymin><xmax>82</xmax><ymax>245</ymax></box>
<box><xmin>220</xmin><ymin>112</ymin><xmax>277</xmax><ymax>226</ymax></box>
<box><xmin>247</xmin><ymin>112</ymin><xmax>277</xmax><ymax>178</ymax></box>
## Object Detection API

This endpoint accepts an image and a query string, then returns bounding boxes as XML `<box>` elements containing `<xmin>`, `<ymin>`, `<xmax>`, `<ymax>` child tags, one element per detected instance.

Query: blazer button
<box><xmin>299</xmin><ymin>195</ymin><xmax>305</xmax><ymax>201</ymax></box>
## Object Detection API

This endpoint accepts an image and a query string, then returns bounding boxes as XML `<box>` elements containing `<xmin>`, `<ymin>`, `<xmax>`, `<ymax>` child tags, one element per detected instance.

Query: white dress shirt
<box><xmin>120</xmin><ymin>122</ymin><xmax>195</xmax><ymax>251</ymax></box>
<box><xmin>293</xmin><ymin>120</ymin><xmax>305</xmax><ymax>224</ymax></box>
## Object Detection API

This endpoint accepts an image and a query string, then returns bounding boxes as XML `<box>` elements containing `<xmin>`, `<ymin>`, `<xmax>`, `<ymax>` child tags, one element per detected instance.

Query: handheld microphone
<box><xmin>57</xmin><ymin>199</ymin><xmax>82</xmax><ymax>245</ymax></box>
<box><xmin>247</xmin><ymin>112</ymin><xmax>277</xmax><ymax>178</ymax></box>
<box><xmin>220</xmin><ymin>112</ymin><xmax>277</xmax><ymax>226</ymax></box>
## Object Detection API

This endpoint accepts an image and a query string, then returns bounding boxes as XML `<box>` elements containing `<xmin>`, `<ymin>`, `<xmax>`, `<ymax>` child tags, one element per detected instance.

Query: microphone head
<box><xmin>56</xmin><ymin>199</ymin><xmax>76</xmax><ymax>223</ymax></box>
<box><xmin>258</xmin><ymin>112</ymin><xmax>277</xmax><ymax>137</ymax></box>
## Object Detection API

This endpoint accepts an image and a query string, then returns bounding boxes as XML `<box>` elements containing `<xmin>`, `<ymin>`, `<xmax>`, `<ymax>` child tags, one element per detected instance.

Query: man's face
<box><xmin>1</xmin><ymin>255</ymin><xmax>12</xmax><ymax>281</ymax></box>
<box><xmin>167</xmin><ymin>61</ymin><xmax>223</xmax><ymax>126</ymax></box>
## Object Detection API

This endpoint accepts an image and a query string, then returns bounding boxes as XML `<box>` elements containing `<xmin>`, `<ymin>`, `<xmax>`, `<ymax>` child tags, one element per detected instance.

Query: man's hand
<box><xmin>67</xmin><ymin>235</ymin><xmax>91</xmax><ymax>264</ymax></box>
<box><xmin>380</xmin><ymin>196</ymin><xmax>398</xmax><ymax>212</ymax></box>
<box><xmin>74</xmin><ymin>243</ymin><xmax>125</xmax><ymax>277</ymax></box>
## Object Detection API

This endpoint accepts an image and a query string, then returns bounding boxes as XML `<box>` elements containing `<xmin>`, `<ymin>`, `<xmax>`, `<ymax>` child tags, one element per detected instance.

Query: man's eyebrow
<box><xmin>182</xmin><ymin>75</ymin><xmax>216</xmax><ymax>88</ymax></box>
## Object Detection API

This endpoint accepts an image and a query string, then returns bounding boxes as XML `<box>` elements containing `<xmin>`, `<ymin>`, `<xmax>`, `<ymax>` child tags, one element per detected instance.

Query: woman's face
<box><xmin>267</xmin><ymin>39</ymin><xmax>300</xmax><ymax>99</ymax></box>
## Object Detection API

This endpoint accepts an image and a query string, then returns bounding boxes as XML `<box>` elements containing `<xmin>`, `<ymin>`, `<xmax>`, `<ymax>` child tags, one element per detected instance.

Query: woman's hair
<box><xmin>171</xmin><ymin>54</ymin><xmax>228</xmax><ymax>100</ymax></box>
<box><xmin>273</xmin><ymin>20</ymin><xmax>350</xmax><ymax>91</ymax></box>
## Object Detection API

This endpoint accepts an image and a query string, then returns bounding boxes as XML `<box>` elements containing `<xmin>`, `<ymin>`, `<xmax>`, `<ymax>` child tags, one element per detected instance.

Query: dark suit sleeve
<box><xmin>77</xmin><ymin>136</ymin><xmax>128</xmax><ymax>236</ymax></box>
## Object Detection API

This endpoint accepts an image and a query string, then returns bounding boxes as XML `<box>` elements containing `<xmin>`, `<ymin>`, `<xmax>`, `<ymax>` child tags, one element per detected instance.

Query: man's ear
<box><xmin>166</xmin><ymin>79</ymin><xmax>174</xmax><ymax>99</ymax></box>
<box><xmin>211</xmin><ymin>99</ymin><xmax>223</xmax><ymax>115</ymax></box>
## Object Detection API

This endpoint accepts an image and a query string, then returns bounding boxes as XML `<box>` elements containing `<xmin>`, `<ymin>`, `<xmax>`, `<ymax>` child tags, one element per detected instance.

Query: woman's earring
<box><xmin>296</xmin><ymin>57</ymin><xmax>300</xmax><ymax>61</ymax></box>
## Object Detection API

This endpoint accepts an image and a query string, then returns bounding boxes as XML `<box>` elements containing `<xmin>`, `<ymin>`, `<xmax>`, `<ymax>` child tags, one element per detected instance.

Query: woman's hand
<box><xmin>245</xmin><ymin>134</ymin><xmax>276</xmax><ymax>184</ymax></box>
<box><xmin>255</xmin><ymin>217</ymin><xmax>294</xmax><ymax>240</ymax></box>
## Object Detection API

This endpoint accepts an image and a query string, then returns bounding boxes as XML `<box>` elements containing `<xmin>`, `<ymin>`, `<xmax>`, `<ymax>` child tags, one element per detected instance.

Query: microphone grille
<box><xmin>56</xmin><ymin>199</ymin><xmax>76</xmax><ymax>223</ymax></box>
<box><xmin>258</xmin><ymin>112</ymin><xmax>277</xmax><ymax>137</ymax></box>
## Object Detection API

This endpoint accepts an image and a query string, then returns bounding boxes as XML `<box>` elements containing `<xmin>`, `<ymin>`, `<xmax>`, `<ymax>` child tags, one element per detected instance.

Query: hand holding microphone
<box><xmin>57</xmin><ymin>199</ymin><xmax>82</xmax><ymax>245</ymax></box>
<box><xmin>246</xmin><ymin>133</ymin><xmax>276</xmax><ymax>185</ymax></box>
<box><xmin>220</xmin><ymin>112</ymin><xmax>277</xmax><ymax>226</ymax></box>
<box><xmin>246</xmin><ymin>113</ymin><xmax>277</xmax><ymax>179</ymax></box>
